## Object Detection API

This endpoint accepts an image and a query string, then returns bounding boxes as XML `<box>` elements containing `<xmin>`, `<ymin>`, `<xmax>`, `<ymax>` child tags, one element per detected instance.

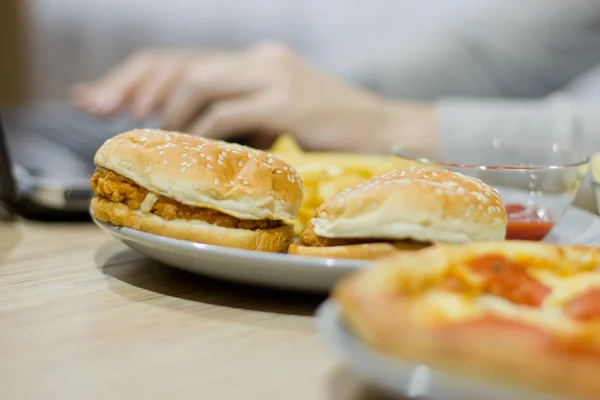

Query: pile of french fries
<box><xmin>268</xmin><ymin>134</ymin><xmax>421</xmax><ymax>235</ymax></box>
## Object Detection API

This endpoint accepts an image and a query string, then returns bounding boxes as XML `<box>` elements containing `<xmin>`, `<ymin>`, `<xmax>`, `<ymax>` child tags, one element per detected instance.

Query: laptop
<box><xmin>0</xmin><ymin>102</ymin><xmax>158</xmax><ymax>220</ymax></box>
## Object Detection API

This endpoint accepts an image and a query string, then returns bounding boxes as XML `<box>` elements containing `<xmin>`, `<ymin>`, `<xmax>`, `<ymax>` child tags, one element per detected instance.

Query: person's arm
<box><xmin>348</xmin><ymin>0</ymin><xmax>600</xmax><ymax>100</ymax></box>
<box><xmin>437</xmin><ymin>97</ymin><xmax>600</xmax><ymax>159</ymax></box>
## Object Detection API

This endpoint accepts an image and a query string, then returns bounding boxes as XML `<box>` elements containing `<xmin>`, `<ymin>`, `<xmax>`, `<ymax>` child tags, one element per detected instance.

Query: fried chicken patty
<box><xmin>91</xmin><ymin>170</ymin><xmax>281</xmax><ymax>230</ymax></box>
<box><xmin>299</xmin><ymin>223</ymin><xmax>431</xmax><ymax>250</ymax></box>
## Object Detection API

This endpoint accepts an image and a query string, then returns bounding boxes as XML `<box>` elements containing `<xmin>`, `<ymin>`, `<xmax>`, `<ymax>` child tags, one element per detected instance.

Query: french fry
<box><xmin>591</xmin><ymin>152</ymin><xmax>600</xmax><ymax>182</ymax></box>
<box><xmin>268</xmin><ymin>133</ymin><xmax>304</xmax><ymax>155</ymax></box>
<box><xmin>317</xmin><ymin>175</ymin><xmax>364</xmax><ymax>200</ymax></box>
<box><xmin>268</xmin><ymin>135</ymin><xmax>421</xmax><ymax>235</ymax></box>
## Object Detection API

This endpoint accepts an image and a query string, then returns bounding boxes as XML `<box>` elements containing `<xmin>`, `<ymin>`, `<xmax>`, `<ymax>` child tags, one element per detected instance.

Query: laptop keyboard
<box><xmin>2</xmin><ymin>102</ymin><xmax>160</xmax><ymax>181</ymax></box>
<box><xmin>3</xmin><ymin>102</ymin><xmax>160</xmax><ymax>161</ymax></box>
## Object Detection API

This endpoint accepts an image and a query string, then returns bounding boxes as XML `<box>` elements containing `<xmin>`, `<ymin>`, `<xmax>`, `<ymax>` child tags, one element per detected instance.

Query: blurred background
<box><xmin>6</xmin><ymin>0</ymin><xmax>600</xmax><ymax>106</ymax></box>
<box><xmin>0</xmin><ymin>0</ymin><xmax>29</xmax><ymax>107</ymax></box>
<box><xmin>2</xmin><ymin>0</ymin><xmax>504</xmax><ymax>106</ymax></box>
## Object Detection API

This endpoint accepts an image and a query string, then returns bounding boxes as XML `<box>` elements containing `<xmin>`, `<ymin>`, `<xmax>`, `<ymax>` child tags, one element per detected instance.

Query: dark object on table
<box><xmin>0</xmin><ymin>103</ymin><xmax>158</xmax><ymax>221</ymax></box>
<box><xmin>0</xmin><ymin>114</ymin><xmax>17</xmax><ymax>221</ymax></box>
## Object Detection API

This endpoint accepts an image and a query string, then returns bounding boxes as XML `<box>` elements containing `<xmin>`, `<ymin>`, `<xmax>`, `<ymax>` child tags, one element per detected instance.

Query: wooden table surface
<box><xmin>0</xmin><ymin>219</ymin><xmax>401</xmax><ymax>400</ymax></box>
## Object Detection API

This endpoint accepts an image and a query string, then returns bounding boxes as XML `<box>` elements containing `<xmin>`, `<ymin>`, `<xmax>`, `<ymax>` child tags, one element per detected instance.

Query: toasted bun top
<box><xmin>94</xmin><ymin>129</ymin><xmax>303</xmax><ymax>220</ymax></box>
<box><xmin>311</xmin><ymin>167</ymin><xmax>507</xmax><ymax>243</ymax></box>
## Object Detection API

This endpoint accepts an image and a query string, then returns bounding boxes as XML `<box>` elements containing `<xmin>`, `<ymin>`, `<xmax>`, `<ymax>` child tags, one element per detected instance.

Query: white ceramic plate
<box><xmin>92</xmin><ymin>205</ymin><xmax>600</xmax><ymax>292</ymax></box>
<box><xmin>92</xmin><ymin>217</ymin><xmax>365</xmax><ymax>292</ymax></box>
<box><xmin>316</xmin><ymin>300</ymin><xmax>575</xmax><ymax>400</ymax></box>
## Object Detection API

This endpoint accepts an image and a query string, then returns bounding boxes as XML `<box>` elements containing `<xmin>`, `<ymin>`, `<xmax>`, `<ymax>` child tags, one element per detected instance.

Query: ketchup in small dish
<box><xmin>505</xmin><ymin>204</ymin><xmax>554</xmax><ymax>241</ymax></box>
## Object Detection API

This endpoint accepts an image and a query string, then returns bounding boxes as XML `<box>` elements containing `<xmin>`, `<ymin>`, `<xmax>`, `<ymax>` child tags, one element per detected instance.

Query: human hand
<box><xmin>70</xmin><ymin>43</ymin><xmax>436</xmax><ymax>153</ymax></box>
<box><xmin>160</xmin><ymin>42</ymin><xmax>436</xmax><ymax>153</ymax></box>
<box><xmin>68</xmin><ymin>49</ymin><xmax>228</xmax><ymax>120</ymax></box>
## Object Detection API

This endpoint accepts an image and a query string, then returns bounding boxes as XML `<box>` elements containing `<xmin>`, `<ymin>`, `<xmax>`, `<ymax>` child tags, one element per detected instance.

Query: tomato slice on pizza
<box><xmin>333</xmin><ymin>242</ymin><xmax>600</xmax><ymax>399</ymax></box>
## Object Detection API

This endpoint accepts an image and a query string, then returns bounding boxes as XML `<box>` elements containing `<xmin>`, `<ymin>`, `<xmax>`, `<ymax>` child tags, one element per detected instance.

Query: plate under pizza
<box><xmin>317</xmin><ymin>300</ymin><xmax>565</xmax><ymax>400</ymax></box>
<box><xmin>317</xmin><ymin>241</ymin><xmax>600</xmax><ymax>400</ymax></box>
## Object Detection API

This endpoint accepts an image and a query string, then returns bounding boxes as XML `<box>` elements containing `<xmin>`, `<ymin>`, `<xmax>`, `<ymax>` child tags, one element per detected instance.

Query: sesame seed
<box><xmin>237</xmin><ymin>176</ymin><xmax>243</xmax><ymax>180</ymax></box>
<box><xmin>243</xmin><ymin>180</ymin><xmax>249</xmax><ymax>185</ymax></box>
<box><xmin>192</xmin><ymin>159</ymin><xmax>198</xmax><ymax>164</ymax></box>
<box><xmin>181</xmin><ymin>167</ymin><xmax>187</xmax><ymax>172</ymax></box>
<box><xmin>238</xmin><ymin>161</ymin><xmax>244</xmax><ymax>167</ymax></box>
<box><xmin>145</xmin><ymin>166</ymin><xmax>152</xmax><ymax>173</ymax></box>
<box><xmin>206</xmin><ymin>156</ymin><xmax>212</xmax><ymax>161</ymax></box>
<box><xmin>182</xmin><ymin>153</ymin><xmax>189</xmax><ymax>158</ymax></box>
<box><xmin>159</xmin><ymin>150</ymin><xmax>165</xmax><ymax>156</ymax></box>
<box><xmin>163</xmin><ymin>160</ymin><xmax>168</xmax><ymax>164</ymax></box>
<box><xmin>217</xmin><ymin>160</ymin><xmax>224</xmax><ymax>166</ymax></box>
<box><xmin>206</xmin><ymin>164</ymin><xmax>213</xmax><ymax>170</ymax></box>
<box><xmin>214</xmin><ymin>178</ymin><xmax>219</xmax><ymax>185</ymax></box>
<box><xmin>276</xmin><ymin>170</ymin><xmax>282</xmax><ymax>174</ymax></box>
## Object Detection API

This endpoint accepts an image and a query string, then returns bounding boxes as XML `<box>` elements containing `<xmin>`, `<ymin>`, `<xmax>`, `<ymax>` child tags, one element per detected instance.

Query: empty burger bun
<box><xmin>90</xmin><ymin>129</ymin><xmax>303</xmax><ymax>252</ymax></box>
<box><xmin>289</xmin><ymin>167</ymin><xmax>507</xmax><ymax>259</ymax></box>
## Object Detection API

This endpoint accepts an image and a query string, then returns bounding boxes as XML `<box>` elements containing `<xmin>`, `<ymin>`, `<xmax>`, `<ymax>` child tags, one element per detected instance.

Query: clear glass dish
<box><xmin>391</xmin><ymin>141</ymin><xmax>590</xmax><ymax>241</ymax></box>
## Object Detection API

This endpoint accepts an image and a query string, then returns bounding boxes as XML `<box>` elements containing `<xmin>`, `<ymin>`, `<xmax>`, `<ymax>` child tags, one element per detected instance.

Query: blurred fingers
<box><xmin>188</xmin><ymin>96</ymin><xmax>272</xmax><ymax>140</ymax></box>
<box><xmin>69</xmin><ymin>52</ymin><xmax>157</xmax><ymax>117</ymax></box>
<box><xmin>129</xmin><ymin>60</ymin><xmax>184</xmax><ymax>121</ymax></box>
<box><xmin>161</xmin><ymin>54</ymin><xmax>267</xmax><ymax>131</ymax></box>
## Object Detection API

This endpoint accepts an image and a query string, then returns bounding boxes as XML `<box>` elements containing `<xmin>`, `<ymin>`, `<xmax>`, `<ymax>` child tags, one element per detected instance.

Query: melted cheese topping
<box><xmin>533</xmin><ymin>270</ymin><xmax>600</xmax><ymax>308</ymax></box>
<box><xmin>476</xmin><ymin>295</ymin><xmax>581</xmax><ymax>336</ymax></box>
<box><xmin>397</xmin><ymin>247</ymin><xmax>600</xmax><ymax>341</ymax></box>
<box><xmin>411</xmin><ymin>291</ymin><xmax>479</xmax><ymax>327</ymax></box>
<box><xmin>412</xmin><ymin>289</ymin><xmax>582</xmax><ymax>336</ymax></box>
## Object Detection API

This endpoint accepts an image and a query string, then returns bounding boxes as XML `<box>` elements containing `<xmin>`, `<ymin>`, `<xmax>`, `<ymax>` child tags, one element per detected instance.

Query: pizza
<box><xmin>333</xmin><ymin>241</ymin><xmax>600</xmax><ymax>399</ymax></box>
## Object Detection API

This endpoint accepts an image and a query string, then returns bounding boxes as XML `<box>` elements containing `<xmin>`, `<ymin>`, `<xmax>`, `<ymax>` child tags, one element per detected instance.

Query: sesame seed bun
<box><xmin>311</xmin><ymin>167</ymin><xmax>507</xmax><ymax>243</ymax></box>
<box><xmin>93</xmin><ymin>129</ymin><xmax>303</xmax><ymax>220</ymax></box>
<box><xmin>92</xmin><ymin>197</ymin><xmax>293</xmax><ymax>252</ymax></box>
